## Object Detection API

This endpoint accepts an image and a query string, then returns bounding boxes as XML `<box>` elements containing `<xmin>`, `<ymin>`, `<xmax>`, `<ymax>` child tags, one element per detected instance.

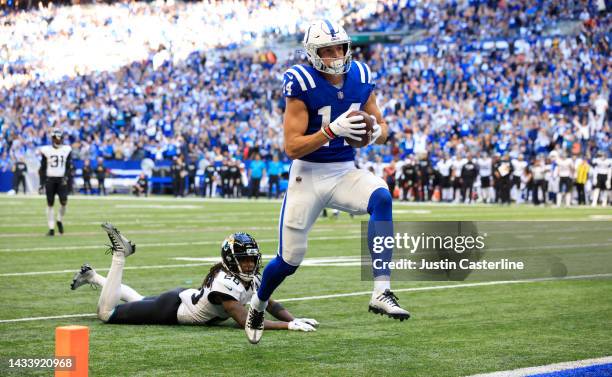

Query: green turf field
<box><xmin>1</xmin><ymin>195</ymin><xmax>611</xmax><ymax>377</ymax></box>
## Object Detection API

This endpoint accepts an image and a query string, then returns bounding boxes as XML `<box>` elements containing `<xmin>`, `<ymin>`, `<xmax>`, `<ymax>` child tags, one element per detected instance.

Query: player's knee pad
<box><xmin>367</xmin><ymin>187</ymin><xmax>393</xmax><ymax>220</ymax></box>
<box><xmin>280</xmin><ymin>224</ymin><xmax>309</xmax><ymax>265</ymax></box>
<box><xmin>59</xmin><ymin>199</ymin><xmax>67</xmax><ymax>206</ymax></box>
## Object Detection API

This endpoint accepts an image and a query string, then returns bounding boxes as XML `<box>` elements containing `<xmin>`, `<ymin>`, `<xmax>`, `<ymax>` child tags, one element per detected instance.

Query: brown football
<box><xmin>345</xmin><ymin>110</ymin><xmax>373</xmax><ymax>148</ymax></box>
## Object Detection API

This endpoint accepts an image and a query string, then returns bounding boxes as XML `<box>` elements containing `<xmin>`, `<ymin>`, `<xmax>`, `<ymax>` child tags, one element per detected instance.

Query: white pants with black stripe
<box><xmin>278</xmin><ymin>160</ymin><xmax>387</xmax><ymax>266</ymax></box>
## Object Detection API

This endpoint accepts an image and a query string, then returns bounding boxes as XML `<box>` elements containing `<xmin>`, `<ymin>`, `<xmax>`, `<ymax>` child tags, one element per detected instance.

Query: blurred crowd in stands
<box><xmin>1</xmin><ymin>0</ymin><xmax>610</xmax><ymax>204</ymax></box>
<box><xmin>0</xmin><ymin>0</ymin><xmax>360</xmax><ymax>85</ymax></box>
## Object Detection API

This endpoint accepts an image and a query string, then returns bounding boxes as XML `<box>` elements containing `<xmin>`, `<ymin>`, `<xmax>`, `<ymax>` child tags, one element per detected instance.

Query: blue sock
<box><xmin>256</xmin><ymin>255</ymin><xmax>298</xmax><ymax>303</ymax></box>
<box><xmin>367</xmin><ymin>187</ymin><xmax>393</xmax><ymax>279</ymax></box>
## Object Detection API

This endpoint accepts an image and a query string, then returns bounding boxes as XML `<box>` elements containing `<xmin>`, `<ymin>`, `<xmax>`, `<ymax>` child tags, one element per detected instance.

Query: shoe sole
<box><xmin>246</xmin><ymin>332</ymin><xmax>262</xmax><ymax>345</ymax></box>
<box><xmin>368</xmin><ymin>305</ymin><xmax>411</xmax><ymax>321</ymax></box>
<box><xmin>71</xmin><ymin>265</ymin><xmax>94</xmax><ymax>290</ymax></box>
<box><xmin>101</xmin><ymin>223</ymin><xmax>135</xmax><ymax>256</ymax></box>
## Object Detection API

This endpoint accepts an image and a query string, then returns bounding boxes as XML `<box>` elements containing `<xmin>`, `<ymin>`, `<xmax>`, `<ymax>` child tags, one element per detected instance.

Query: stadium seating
<box><xmin>0</xmin><ymin>0</ymin><xmax>610</xmax><ymax>198</ymax></box>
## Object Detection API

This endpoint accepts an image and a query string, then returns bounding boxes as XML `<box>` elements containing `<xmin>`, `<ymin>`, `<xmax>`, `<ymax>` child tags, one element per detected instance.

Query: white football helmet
<box><xmin>303</xmin><ymin>19</ymin><xmax>352</xmax><ymax>75</ymax></box>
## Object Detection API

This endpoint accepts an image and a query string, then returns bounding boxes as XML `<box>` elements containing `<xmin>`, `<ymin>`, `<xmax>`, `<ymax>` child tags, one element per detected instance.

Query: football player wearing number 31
<box><xmin>245</xmin><ymin>19</ymin><xmax>410</xmax><ymax>344</ymax></box>
<box><xmin>39</xmin><ymin>128</ymin><xmax>72</xmax><ymax>236</ymax></box>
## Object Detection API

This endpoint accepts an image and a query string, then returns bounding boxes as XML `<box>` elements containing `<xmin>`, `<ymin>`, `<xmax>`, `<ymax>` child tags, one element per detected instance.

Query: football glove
<box><xmin>293</xmin><ymin>318</ymin><xmax>319</xmax><ymax>327</ymax></box>
<box><xmin>368</xmin><ymin>115</ymin><xmax>382</xmax><ymax>146</ymax></box>
<box><xmin>288</xmin><ymin>319</ymin><xmax>317</xmax><ymax>332</ymax></box>
<box><xmin>323</xmin><ymin>109</ymin><xmax>367</xmax><ymax>141</ymax></box>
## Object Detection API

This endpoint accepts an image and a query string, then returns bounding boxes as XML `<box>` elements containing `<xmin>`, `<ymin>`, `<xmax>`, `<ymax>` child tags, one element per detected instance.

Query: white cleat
<box><xmin>245</xmin><ymin>307</ymin><xmax>265</xmax><ymax>344</ymax></box>
<box><xmin>70</xmin><ymin>264</ymin><xmax>95</xmax><ymax>290</ymax></box>
<box><xmin>101</xmin><ymin>222</ymin><xmax>135</xmax><ymax>257</ymax></box>
<box><xmin>368</xmin><ymin>289</ymin><xmax>411</xmax><ymax>321</ymax></box>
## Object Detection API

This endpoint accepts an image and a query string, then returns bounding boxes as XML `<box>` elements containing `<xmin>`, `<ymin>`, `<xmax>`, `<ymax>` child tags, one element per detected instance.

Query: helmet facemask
<box><xmin>221</xmin><ymin>233</ymin><xmax>261</xmax><ymax>283</ymax></box>
<box><xmin>233</xmin><ymin>253</ymin><xmax>261</xmax><ymax>282</ymax></box>
<box><xmin>306</xmin><ymin>41</ymin><xmax>352</xmax><ymax>75</ymax></box>
<box><xmin>51</xmin><ymin>129</ymin><xmax>63</xmax><ymax>147</ymax></box>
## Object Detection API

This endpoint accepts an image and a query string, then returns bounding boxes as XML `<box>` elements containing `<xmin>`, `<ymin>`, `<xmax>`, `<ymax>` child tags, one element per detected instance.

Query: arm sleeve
<box><xmin>207</xmin><ymin>292</ymin><xmax>238</xmax><ymax>305</ymax></box>
<box><xmin>65</xmin><ymin>153</ymin><xmax>73</xmax><ymax>178</ymax></box>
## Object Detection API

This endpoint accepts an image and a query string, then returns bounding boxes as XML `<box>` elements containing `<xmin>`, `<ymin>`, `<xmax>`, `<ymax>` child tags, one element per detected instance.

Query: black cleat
<box><xmin>57</xmin><ymin>221</ymin><xmax>64</xmax><ymax>235</ymax></box>
<box><xmin>46</xmin><ymin>229</ymin><xmax>55</xmax><ymax>237</ymax></box>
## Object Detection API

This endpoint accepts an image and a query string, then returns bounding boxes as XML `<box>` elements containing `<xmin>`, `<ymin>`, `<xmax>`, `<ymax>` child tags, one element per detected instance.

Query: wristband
<box><xmin>321</xmin><ymin>125</ymin><xmax>336</xmax><ymax>140</ymax></box>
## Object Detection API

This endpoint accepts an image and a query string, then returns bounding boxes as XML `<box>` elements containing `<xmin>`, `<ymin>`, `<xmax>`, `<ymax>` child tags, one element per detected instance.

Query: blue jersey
<box><xmin>282</xmin><ymin>61</ymin><xmax>375</xmax><ymax>163</ymax></box>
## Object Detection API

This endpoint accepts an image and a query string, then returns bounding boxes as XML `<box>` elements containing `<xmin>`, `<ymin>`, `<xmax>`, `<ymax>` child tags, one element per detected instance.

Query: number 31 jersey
<box><xmin>282</xmin><ymin>61</ymin><xmax>375</xmax><ymax>163</ymax></box>
<box><xmin>40</xmin><ymin>145</ymin><xmax>72</xmax><ymax>178</ymax></box>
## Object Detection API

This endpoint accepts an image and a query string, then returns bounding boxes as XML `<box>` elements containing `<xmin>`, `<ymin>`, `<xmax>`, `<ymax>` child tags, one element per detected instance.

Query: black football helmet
<box><xmin>221</xmin><ymin>232</ymin><xmax>261</xmax><ymax>282</ymax></box>
<box><xmin>51</xmin><ymin>128</ymin><xmax>63</xmax><ymax>147</ymax></box>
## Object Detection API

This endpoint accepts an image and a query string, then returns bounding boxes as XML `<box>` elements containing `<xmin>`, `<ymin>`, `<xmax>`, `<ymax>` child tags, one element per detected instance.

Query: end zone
<box><xmin>468</xmin><ymin>356</ymin><xmax>612</xmax><ymax>377</ymax></box>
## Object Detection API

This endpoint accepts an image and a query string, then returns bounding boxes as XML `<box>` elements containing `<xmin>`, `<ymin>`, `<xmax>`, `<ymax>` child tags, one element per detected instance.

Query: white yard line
<box><xmin>0</xmin><ymin>313</ymin><xmax>98</xmax><ymax>323</ymax></box>
<box><xmin>0</xmin><ymin>263</ymin><xmax>211</xmax><ymax>277</ymax></box>
<box><xmin>278</xmin><ymin>273</ymin><xmax>612</xmax><ymax>302</ymax></box>
<box><xmin>0</xmin><ymin>234</ymin><xmax>361</xmax><ymax>253</ymax></box>
<box><xmin>0</xmin><ymin>273</ymin><xmax>610</xmax><ymax>324</ymax></box>
<box><xmin>0</xmin><ymin>194</ymin><xmax>282</xmax><ymax>203</ymax></box>
<box><xmin>0</xmin><ymin>256</ymin><xmax>361</xmax><ymax>277</ymax></box>
<box><xmin>173</xmin><ymin>255</ymin><xmax>362</xmax><ymax>267</ymax></box>
<box><xmin>466</xmin><ymin>356</ymin><xmax>612</xmax><ymax>377</ymax></box>
<box><xmin>0</xmin><ymin>225</ymin><xmax>346</xmax><ymax>238</ymax></box>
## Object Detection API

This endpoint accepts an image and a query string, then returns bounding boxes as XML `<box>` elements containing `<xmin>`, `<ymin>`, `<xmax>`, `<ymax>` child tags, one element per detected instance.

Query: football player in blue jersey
<box><xmin>245</xmin><ymin>19</ymin><xmax>410</xmax><ymax>344</ymax></box>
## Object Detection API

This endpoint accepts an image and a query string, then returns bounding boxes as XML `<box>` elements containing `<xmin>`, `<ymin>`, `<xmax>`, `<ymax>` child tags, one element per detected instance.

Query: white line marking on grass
<box><xmin>0</xmin><ymin>215</ymin><xmax>316</xmax><ymax>228</ymax></box>
<box><xmin>277</xmin><ymin>273</ymin><xmax>612</xmax><ymax>302</ymax></box>
<box><xmin>0</xmin><ymin>194</ymin><xmax>283</xmax><ymax>204</ymax></box>
<box><xmin>393</xmin><ymin>210</ymin><xmax>431</xmax><ymax>214</ymax></box>
<box><xmin>0</xmin><ymin>263</ymin><xmax>210</xmax><ymax>277</ymax></box>
<box><xmin>174</xmin><ymin>255</ymin><xmax>362</xmax><ymax>267</ymax></box>
<box><xmin>0</xmin><ymin>225</ymin><xmax>280</xmax><ymax>238</ymax></box>
<box><xmin>114</xmin><ymin>204</ymin><xmax>204</xmax><ymax>209</ymax></box>
<box><xmin>0</xmin><ymin>313</ymin><xmax>98</xmax><ymax>323</ymax></box>
<box><xmin>466</xmin><ymin>356</ymin><xmax>612</xmax><ymax>377</ymax></box>
<box><xmin>0</xmin><ymin>235</ymin><xmax>361</xmax><ymax>253</ymax></box>
<box><xmin>590</xmin><ymin>215</ymin><xmax>612</xmax><ymax>220</ymax></box>
<box><xmin>1</xmin><ymin>273</ymin><xmax>610</xmax><ymax>323</ymax></box>
<box><xmin>0</xmin><ymin>256</ymin><xmax>362</xmax><ymax>277</ymax></box>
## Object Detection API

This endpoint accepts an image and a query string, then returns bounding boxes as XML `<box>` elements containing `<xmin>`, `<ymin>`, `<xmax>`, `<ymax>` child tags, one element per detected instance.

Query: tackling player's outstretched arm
<box><xmin>221</xmin><ymin>298</ymin><xmax>289</xmax><ymax>329</ymax></box>
<box><xmin>266</xmin><ymin>299</ymin><xmax>293</xmax><ymax>322</ymax></box>
<box><xmin>221</xmin><ymin>296</ymin><xmax>317</xmax><ymax>331</ymax></box>
<box><xmin>283</xmin><ymin>98</ymin><xmax>328</xmax><ymax>160</ymax></box>
<box><xmin>362</xmin><ymin>91</ymin><xmax>388</xmax><ymax>145</ymax></box>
